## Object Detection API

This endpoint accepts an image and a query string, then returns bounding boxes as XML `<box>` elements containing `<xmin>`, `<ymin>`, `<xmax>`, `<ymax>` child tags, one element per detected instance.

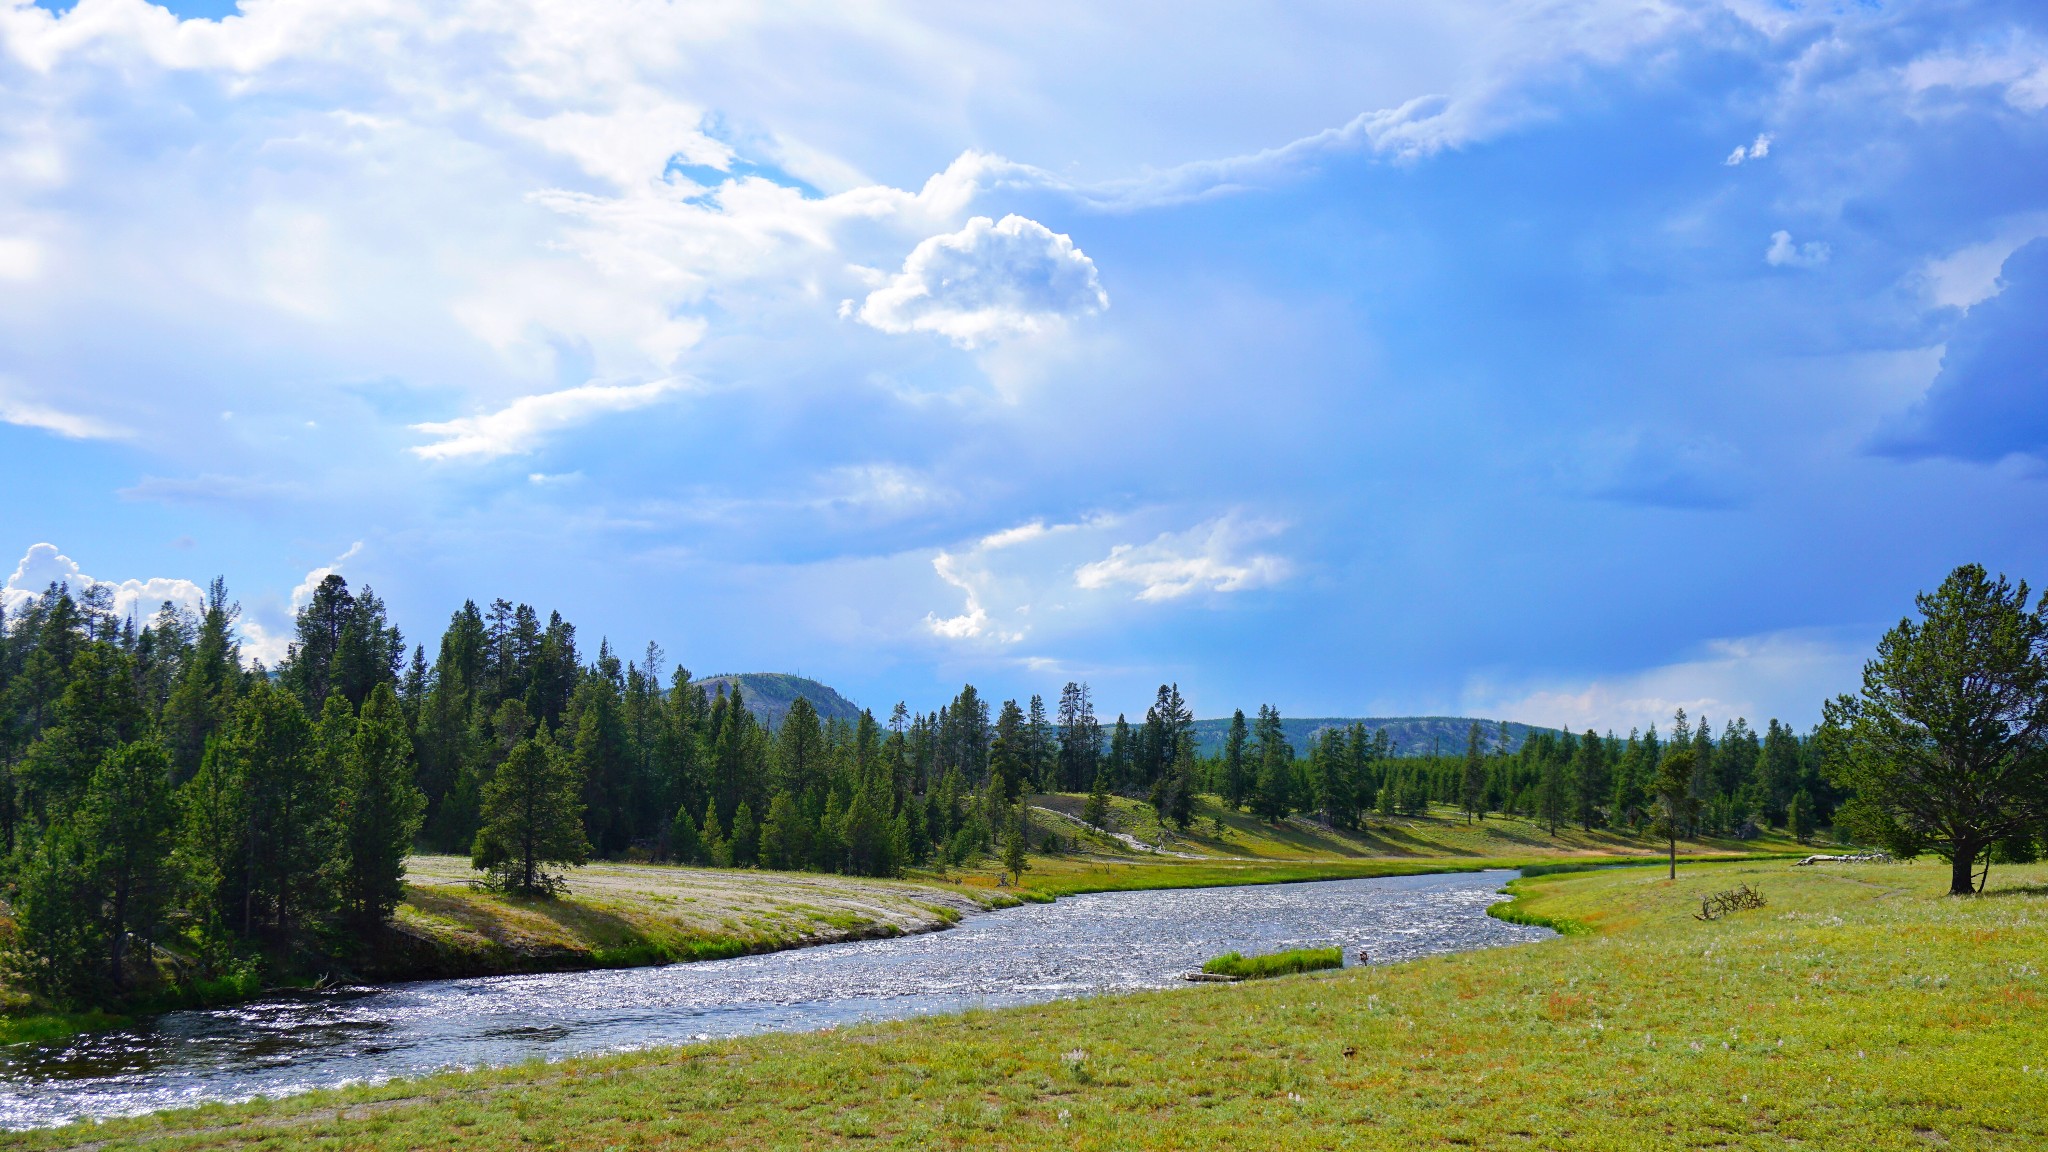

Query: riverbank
<box><xmin>0</xmin><ymin>797</ymin><xmax>1800</xmax><ymax>1042</ymax></box>
<box><xmin>23</xmin><ymin>853</ymin><xmax>2031</xmax><ymax>1150</ymax></box>
<box><xmin>379</xmin><ymin>855</ymin><xmax>1014</xmax><ymax>979</ymax></box>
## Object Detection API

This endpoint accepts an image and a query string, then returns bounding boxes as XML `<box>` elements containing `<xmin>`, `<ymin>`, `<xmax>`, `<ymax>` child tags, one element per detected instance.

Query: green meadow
<box><xmin>17</xmin><ymin>854</ymin><xmax>2042</xmax><ymax>1151</ymax></box>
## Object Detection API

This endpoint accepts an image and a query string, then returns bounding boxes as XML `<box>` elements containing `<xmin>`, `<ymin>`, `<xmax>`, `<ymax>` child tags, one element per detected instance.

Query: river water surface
<box><xmin>1</xmin><ymin>868</ymin><xmax>1546</xmax><ymax>1129</ymax></box>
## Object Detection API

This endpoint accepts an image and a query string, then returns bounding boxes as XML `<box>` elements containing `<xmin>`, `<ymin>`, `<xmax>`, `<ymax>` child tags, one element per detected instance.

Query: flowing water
<box><xmin>1</xmin><ymin>868</ymin><xmax>1547</xmax><ymax>1129</ymax></box>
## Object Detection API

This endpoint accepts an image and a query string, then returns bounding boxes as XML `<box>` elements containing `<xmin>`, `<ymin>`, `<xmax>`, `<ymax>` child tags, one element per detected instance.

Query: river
<box><xmin>0</xmin><ymin>868</ymin><xmax>1547</xmax><ymax>1129</ymax></box>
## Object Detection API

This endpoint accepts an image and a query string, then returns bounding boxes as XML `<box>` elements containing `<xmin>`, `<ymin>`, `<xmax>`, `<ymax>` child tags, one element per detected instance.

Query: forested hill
<box><xmin>691</xmin><ymin>673</ymin><xmax>865</xmax><ymax>729</ymax></box>
<box><xmin>1191</xmin><ymin>716</ymin><xmax>1560</xmax><ymax>758</ymax></box>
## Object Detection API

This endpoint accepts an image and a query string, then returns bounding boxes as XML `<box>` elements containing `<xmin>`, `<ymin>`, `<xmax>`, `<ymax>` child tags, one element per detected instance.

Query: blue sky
<box><xmin>3</xmin><ymin>0</ymin><xmax>2046</xmax><ymax>732</ymax></box>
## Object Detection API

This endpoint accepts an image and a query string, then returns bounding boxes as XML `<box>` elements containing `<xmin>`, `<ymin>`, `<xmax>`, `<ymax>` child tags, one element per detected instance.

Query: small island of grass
<box><xmin>1199</xmin><ymin>945</ymin><xmax>1343</xmax><ymax>980</ymax></box>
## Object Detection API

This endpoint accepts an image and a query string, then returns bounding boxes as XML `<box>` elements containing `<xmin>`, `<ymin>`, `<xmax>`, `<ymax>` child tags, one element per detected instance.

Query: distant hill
<box><xmin>691</xmin><ymin>673</ymin><xmax>866</xmax><ymax>730</ymax></box>
<box><xmin>1190</xmin><ymin>716</ymin><xmax>1559</xmax><ymax>758</ymax></box>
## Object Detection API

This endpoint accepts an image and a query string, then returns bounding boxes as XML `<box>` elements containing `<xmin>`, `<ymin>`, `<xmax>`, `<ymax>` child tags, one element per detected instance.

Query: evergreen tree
<box><xmin>159</xmin><ymin>578</ymin><xmax>242</xmax><ymax>783</ymax></box>
<box><xmin>1055</xmin><ymin>682</ymin><xmax>1101</xmax><ymax>793</ymax></box>
<box><xmin>774</xmin><ymin>696</ymin><xmax>826</xmax><ymax>801</ymax></box>
<box><xmin>669</xmin><ymin>802</ymin><xmax>701</xmax><ymax>865</ymax></box>
<box><xmin>729</xmin><ymin>800</ymin><xmax>759</xmax><ymax>867</ymax></box>
<box><xmin>336</xmin><ymin>684</ymin><xmax>426</xmax><ymax>933</ymax></box>
<box><xmin>1001</xmin><ymin>804</ymin><xmax>1029</xmax><ymax>884</ymax></box>
<box><xmin>1083</xmin><ymin>764</ymin><xmax>1111</xmax><ymax>828</ymax></box>
<box><xmin>758</xmin><ymin>792</ymin><xmax>802</xmax><ymax>870</ymax></box>
<box><xmin>1221</xmin><ymin>709</ymin><xmax>1250</xmax><ymax>810</ymax></box>
<box><xmin>1819</xmin><ymin>565</ymin><xmax>2048</xmax><ymax>894</ymax></box>
<box><xmin>4</xmin><ymin>819</ymin><xmax>101</xmax><ymax>1003</ymax></box>
<box><xmin>8</xmin><ymin>741</ymin><xmax>179</xmax><ymax>1002</ymax></box>
<box><xmin>472</xmin><ymin>734</ymin><xmax>588</xmax><ymax>896</ymax></box>
<box><xmin>699</xmin><ymin>796</ymin><xmax>730</xmax><ymax>866</ymax></box>
<box><xmin>842</xmin><ymin>784</ymin><xmax>897</xmax><ymax>877</ymax></box>
<box><xmin>1654</xmin><ymin>747</ymin><xmax>1700</xmax><ymax>879</ymax></box>
<box><xmin>1789</xmin><ymin>790</ymin><xmax>1815</xmax><ymax>844</ymax></box>
<box><xmin>1251</xmin><ymin>705</ymin><xmax>1293</xmax><ymax>821</ymax></box>
<box><xmin>1572</xmin><ymin>729</ymin><xmax>1609</xmax><ymax>829</ymax></box>
<box><xmin>1537</xmin><ymin>739</ymin><xmax>1569</xmax><ymax>835</ymax></box>
<box><xmin>231</xmin><ymin>681</ymin><xmax>331</xmax><ymax>942</ymax></box>
<box><xmin>1461</xmin><ymin>723</ymin><xmax>1486</xmax><ymax>824</ymax></box>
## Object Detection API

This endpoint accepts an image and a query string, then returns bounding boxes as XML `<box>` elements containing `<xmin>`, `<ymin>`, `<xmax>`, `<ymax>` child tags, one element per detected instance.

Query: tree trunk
<box><xmin>1951</xmin><ymin>848</ymin><xmax>1980</xmax><ymax>896</ymax></box>
<box><xmin>1668</xmin><ymin>832</ymin><xmax>1676</xmax><ymax>880</ymax></box>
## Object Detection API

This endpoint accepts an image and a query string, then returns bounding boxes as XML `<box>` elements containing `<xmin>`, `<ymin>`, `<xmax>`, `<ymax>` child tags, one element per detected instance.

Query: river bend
<box><xmin>1</xmin><ymin>867</ymin><xmax>1546</xmax><ymax>1129</ymax></box>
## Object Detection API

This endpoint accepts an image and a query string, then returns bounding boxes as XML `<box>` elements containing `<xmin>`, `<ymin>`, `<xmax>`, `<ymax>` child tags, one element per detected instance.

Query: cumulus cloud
<box><xmin>1878</xmin><ymin>236</ymin><xmax>2048</xmax><ymax>462</ymax></box>
<box><xmin>411</xmin><ymin>379</ymin><xmax>682</xmax><ymax>460</ymax></box>
<box><xmin>1765</xmin><ymin>230</ymin><xmax>1830</xmax><ymax>268</ymax></box>
<box><xmin>1075</xmin><ymin>515</ymin><xmax>1290</xmax><ymax>602</ymax></box>
<box><xmin>855</xmin><ymin>215</ymin><xmax>1107</xmax><ymax>348</ymax></box>
<box><xmin>1463</xmin><ymin>630</ymin><xmax>1866</xmax><ymax>734</ymax></box>
<box><xmin>2</xmin><ymin>542</ymin><xmax>206</xmax><ymax>624</ymax></box>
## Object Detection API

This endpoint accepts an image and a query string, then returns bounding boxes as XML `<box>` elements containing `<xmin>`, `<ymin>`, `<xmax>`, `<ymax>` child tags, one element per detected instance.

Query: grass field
<box><xmin>20</xmin><ymin>852</ymin><xmax>2040</xmax><ymax>1150</ymax></box>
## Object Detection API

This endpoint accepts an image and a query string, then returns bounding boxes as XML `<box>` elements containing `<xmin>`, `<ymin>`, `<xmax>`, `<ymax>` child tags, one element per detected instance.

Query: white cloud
<box><xmin>856</xmin><ymin>215</ymin><xmax>1107</xmax><ymax>348</ymax></box>
<box><xmin>1765</xmin><ymin>229</ymin><xmax>1829</xmax><ymax>268</ymax></box>
<box><xmin>1917</xmin><ymin>217</ymin><xmax>2048</xmax><ymax>311</ymax></box>
<box><xmin>1075</xmin><ymin>515</ymin><xmax>1290</xmax><ymax>602</ymax></box>
<box><xmin>1903</xmin><ymin>40</ymin><xmax>2048</xmax><ymax>112</ymax></box>
<box><xmin>2</xmin><ymin>542</ymin><xmax>206</xmax><ymax>625</ymax></box>
<box><xmin>1723</xmin><ymin>132</ymin><xmax>1772</xmax><ymax>165</ymax></box>
<box><xmin>920</xmin><ymin>514</ymin><xmax>1105</xmax><ymax>643</ymax></box>
<box><xmin>411</xmin><ymin>379</ymin><xmax>682</xmax><ymax>460</ymax></box>
<box><xmin>1462</xmin><ymin>630</ymin><xmax>1867</xmax><ymax>734</ymax></box>
<box><xmin>291</xmin><ymin>540</ymin><xmax>363</xmax><ymax>609</ymax></box>
<box><xmin>0</xmin><ymin>543</ymin><xmax>307</xmax><ymax>667</ymax></box>
<box><xmin>924</xmin><ymin>550</ymin><xmax>1004</xmax><ymax>640</ymax></box>
<box><xmin>0</xmin><ymin>382</ymin><xmax>129</xmax><ymax>440</ymax></box>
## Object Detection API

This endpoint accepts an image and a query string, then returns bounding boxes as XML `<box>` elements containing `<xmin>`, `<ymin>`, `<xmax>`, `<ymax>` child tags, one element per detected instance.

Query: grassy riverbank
<box><xmin>23</xmin><ymin>853</ymin><xmax>2035</xmax><ymax>1150</ymax></box>
<box><xmin>0</xmin><ymin>795</ymin><xmax>1798</xmax><ymax>1041</ymax></box>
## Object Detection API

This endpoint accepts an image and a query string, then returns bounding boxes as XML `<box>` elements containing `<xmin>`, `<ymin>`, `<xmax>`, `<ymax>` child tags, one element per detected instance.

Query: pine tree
<box><xmin>1252</xmin><ymin>706</ymin><xmax>1293</xmax><ymax>821</ymax></box>
<box><xmin>1221</xmin><ymin>709</ymin><xmax>1250</xmax><ymax>810</ymax></box>
<box><xmin>1461</xmin><ymin>723</ymin><xmax>1486</xmax><ymax>824</ymax></box>
<box><xmin>669</xmin><ymin>802</ymin><xmax>701</xmax><ymax>864</ymax></box>
<box><xmin>1001</xmin><ymin>804</ymin><xmax>1029</xmax><ymax>884</ymax></box>
<box><xmin>1572</xmin><ymin>729</ymin><xmax>1609</xmax><ymax>830</ymax></box>
<box><xmin>472</xmin><ymin>734</ymin><xmax>587</xmax><ymax>896</ymax></box>
<box><xmin>337</xmin><ymin>684</ymin><xmax>426</xmax><ymax>933</ymax></box>
<box><xmin>843</xmin><ymin>784</ymin><xmax>896</xmax><ymax>877</ymax></box>
<box><xmin>1083</xmin><ymin>764</ymin><xmax>1111</xmax><ymax>829</ymax></box>
<box><xmin>6</xmin><ymin>740</ymin><xmax>178</xmax><ymax>1003</ymax></box>
<box><xmin>5</xmin><ymin>819</ymin><xmax>101</xmax><ymax>1003</ymax></box>
<box><xmin>729</xmin><ymin>801</ymin><xmax>759</xmax><ymax>867</ymax></box>
<box><xmin>231</xmin><ymin>681</ymin><xmax>331</xmax><ymax>942</ymax></box>
<box><xmin>1537</xmin><ymin>741</ymin><xmax>1568</xmax><ymax>836</ymax></box>
<box><xmin>1654</xmin><ymin>748</ymin><xmax>1700</xmax><ymax>879</ymax></box>
<box><xmin>700</xmin><ymin>796</ymin><xmax>730</xmax><ymax>866</ymax></box>
<box><xmin>1789</xmin><ymin>790</ymin><xmax>1815</xmax><ymax>844</ymax></box>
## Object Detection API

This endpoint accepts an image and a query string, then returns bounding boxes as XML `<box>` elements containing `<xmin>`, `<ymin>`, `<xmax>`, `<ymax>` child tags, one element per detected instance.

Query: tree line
<box><xmin>6</xmin><ymin>560</ymin><xmax>2046</xmax><ymax>1007</ymax></box>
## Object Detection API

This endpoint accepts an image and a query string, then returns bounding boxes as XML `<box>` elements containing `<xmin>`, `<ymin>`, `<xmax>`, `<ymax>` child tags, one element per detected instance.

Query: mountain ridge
<box><xmin>691</xmin><ymin>672</ymin><xmax>866</xmax><ymax>729</ymax></box>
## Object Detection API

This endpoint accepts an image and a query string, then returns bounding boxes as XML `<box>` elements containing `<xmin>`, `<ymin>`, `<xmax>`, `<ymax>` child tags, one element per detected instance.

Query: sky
<box><xmin>3</xmin><ymin>0</ymin><xmax>2046</xmax><ymax>733</ymax></box>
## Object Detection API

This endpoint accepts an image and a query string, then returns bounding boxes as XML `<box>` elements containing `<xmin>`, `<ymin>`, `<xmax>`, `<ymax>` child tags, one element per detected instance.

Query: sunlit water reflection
<box><xmin>1</xmin><ymin>868</ymin><xmax>1546</xmax><ymax>1129</ymax></box>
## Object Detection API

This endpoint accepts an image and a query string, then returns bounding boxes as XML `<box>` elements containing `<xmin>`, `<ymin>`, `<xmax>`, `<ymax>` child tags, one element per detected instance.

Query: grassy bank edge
<box><xmin>3</xmin><ymin>848</ymin><xmax>1793</xmax><ymax>1051</ymax></box>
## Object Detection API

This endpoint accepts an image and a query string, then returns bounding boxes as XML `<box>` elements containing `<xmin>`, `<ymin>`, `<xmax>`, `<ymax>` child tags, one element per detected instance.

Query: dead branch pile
<box><xmin>1693</xmin><ymin>883</ymin><xmax>1767</xmax><ymax>921</ymax></box>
